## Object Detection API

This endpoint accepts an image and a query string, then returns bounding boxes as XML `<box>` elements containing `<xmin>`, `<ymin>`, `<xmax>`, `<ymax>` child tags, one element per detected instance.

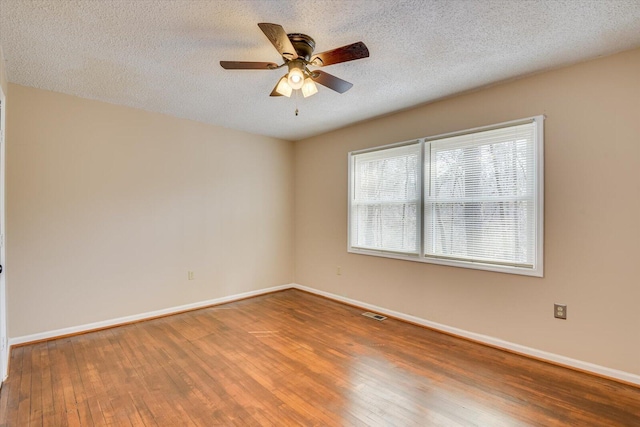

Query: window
<box><xmin>350</xmin><ymin>143</ymin><xmax>421</xmax><ymax>254</ymax></box>
<box><xmin>348</xmin><ymin>116</ymin><xmax>544</xmax><ymax>276</ymax></box>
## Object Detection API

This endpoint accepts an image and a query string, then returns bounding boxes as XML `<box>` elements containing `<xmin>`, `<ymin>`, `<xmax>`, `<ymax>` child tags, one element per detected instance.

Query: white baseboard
<box><xmin>9</xmin><ymin>282</ymin><xmax>639</xmax><ymax>387</ymax></box>
<box><xmin>8</xmin><ymin>284</ymin><xmax>292</xmax><ymax>347</ymax></box>
<box><xmin>290</xmin><ymin>283</ymin><xmax>640</xmax><ymax>387</ymax></box>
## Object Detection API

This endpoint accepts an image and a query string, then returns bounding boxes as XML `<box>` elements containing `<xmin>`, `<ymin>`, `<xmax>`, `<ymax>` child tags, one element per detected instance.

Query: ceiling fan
<box><xmin>220</xmin><ymin>23</ymin><xmax>369</xmax><ymax>98</ymax></box>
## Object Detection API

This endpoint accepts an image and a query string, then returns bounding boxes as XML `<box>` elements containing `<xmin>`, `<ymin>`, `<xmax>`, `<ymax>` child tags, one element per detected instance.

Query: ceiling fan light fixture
<box><xmin>275</xmin><ymin>76</ymin><xmax>293</xmax><ymax>97</ymax></box>
<box><xmin>301</xmin><ymin>77</ymin><xmax>318</xmax><ymax>98</ymax></box>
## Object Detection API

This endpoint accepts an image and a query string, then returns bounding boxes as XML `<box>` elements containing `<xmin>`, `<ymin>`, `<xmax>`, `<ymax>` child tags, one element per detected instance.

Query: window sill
<box><xmin>347</xmin><ymin>247</ymin><xmax>543</xmax><ymax>277</ymax></box>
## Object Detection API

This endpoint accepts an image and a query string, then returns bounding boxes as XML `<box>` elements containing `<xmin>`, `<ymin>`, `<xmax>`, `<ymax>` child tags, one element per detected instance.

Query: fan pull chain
<box><xmin>295</xmin><ymin>90</ymin><xmax>299</xmax><ymax>116</ymax></box>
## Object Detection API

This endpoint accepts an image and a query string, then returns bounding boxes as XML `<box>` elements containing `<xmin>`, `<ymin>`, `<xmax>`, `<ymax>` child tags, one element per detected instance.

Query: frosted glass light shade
<box><xmin>275</xmin><ymin>76</ymin><xmax>292</xmax><ymax>97</ymax></box>
<box><xmin>301</xmin><ymin>78</ymin><xmax>318</xmax><ymax>98</ymax></box>
<box><xmin>287</xmin><ymin>68</ymin><xmax>305</xmax><ymax>90</ymax></box>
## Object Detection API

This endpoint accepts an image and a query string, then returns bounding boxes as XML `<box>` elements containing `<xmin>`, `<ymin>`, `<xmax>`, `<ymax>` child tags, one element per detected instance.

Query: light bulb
<box><xmin>274</xmin><ymin>76</ymin><xmax>292</xmax><ymax>97</ymax></box>
<box><xmin>301</xmin><ymin>77</ymin><xmax>318</xmax><ymax>98</ymax></box>
<box><xmin>287</xmin><ymin>67</ymin><xmax>305</xmax><ymax>90</ymax></box>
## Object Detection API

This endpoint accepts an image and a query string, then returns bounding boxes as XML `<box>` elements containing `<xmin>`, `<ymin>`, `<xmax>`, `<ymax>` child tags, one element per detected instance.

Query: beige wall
<box><xmin>295</xmin><ymin>49</ymin><xmax>640</xmax><ymax>375</ymax></box>
<box><xmin>7</xmin><ymin>85</ymin><xmax>294</xmax><ymax>337</ymax></box>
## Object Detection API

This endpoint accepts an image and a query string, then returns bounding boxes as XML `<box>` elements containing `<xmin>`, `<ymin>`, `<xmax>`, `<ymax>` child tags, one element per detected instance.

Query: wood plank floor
<box><xmin>1</xmin><ymin>289</ymin><xmax>639</xmax><ymax>426</ymax></box>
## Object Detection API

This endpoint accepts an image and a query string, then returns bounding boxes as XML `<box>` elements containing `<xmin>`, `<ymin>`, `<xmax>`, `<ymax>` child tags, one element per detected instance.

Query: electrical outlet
<box><xmin>188</xmin><ymin>271</ymin><xmax>195</xmax><ymax>280</ymax></box>
<box><xmin>336</xmin><ymin>266</ymin><xmax>342</xmax><ymax>275</ymax></box>
<box><xmin>554</xmin><ymin>304</ymin><xmax>567</xmax><ymax>319</ymax></box>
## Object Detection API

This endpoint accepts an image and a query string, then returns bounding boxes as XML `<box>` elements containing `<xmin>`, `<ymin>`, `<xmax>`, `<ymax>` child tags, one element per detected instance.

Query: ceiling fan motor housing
<box><xmin>287</xmin><ymin>33</ymin><xmax>316</xmax><ymax>61</ymax></box>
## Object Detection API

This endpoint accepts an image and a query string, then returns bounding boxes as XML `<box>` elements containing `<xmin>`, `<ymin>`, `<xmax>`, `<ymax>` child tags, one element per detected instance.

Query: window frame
<box><xmin>347</xmin><ymin>115</ymin><xmax>544</xmax><ymax>277</ymax></box>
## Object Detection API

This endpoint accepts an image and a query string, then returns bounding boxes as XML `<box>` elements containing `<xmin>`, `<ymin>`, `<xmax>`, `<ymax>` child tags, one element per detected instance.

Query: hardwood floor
<box><xmin>1</xmin><ymin>289</ymin><xmax>639</xmax><ymax>426</ymax></box>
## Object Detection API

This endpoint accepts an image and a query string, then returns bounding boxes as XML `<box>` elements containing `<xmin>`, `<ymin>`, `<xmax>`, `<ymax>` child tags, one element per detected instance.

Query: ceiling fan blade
<box><xmin>258</xmin><ymin>23</ymin><xmax>298</xmax><ymax>60</ymax></box>
<box><xmin>311</xmin><ymin>41</ymin><xmax>369</xmax><ymax>66</ymax></box>
<box><xmin>311</xmin><ymin>70</ymin><xmax>353</xmax><ymax>94</ymax></box>
<box><xmin>220</xmin><ymin>61</ymin><xmax>278</xmax><ymax>70</ymax></box>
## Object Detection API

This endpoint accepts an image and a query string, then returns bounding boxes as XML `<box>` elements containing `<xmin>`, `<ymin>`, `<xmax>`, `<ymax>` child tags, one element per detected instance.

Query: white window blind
<box><xmin>348</xmin><ymin>116</ymin><xmax>543</xmax><ymax>276</ymax></box>
<box><xmin>350</xmin><ymin>143</ymin><xmax>420</xmax><ymax>254</ymax></box>
<box><xmin>424</xmin><ymin>122</ymin><xmax>537</xmax><ymax>267</ymax></box>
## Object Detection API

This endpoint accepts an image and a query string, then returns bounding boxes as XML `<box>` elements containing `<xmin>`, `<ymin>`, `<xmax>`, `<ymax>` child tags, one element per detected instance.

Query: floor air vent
<box><xmin>362</xmin><ymin>312</ymin><xmax>387</xmax><ymax>321</ymax></box>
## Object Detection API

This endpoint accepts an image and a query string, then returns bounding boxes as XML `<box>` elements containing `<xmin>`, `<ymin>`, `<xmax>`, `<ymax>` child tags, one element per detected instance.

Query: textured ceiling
<box><xmin>1</xmin><ymin>0</ymin><xmax>640</xmax><ymax>141</ymax></box>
